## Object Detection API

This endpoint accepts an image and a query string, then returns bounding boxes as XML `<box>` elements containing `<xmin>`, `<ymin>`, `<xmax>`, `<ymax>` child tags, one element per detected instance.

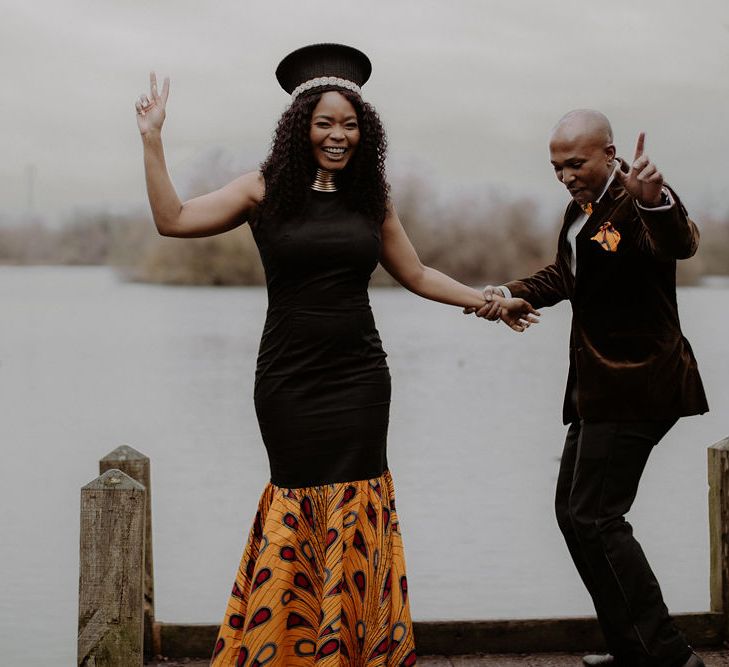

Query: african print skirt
<box><xmin>211</xmin><ymin>470</ymin><xmax>416</xmax><ymax>666</ymax></box>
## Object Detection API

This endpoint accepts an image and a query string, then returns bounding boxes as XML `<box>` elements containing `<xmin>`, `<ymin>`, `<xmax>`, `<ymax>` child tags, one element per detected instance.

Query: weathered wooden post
<box><xmin>708</xmin><ymin>436</ymin><xmax>729</xmax><ymax>634</ymax></box>
<box><xmin>78</xmin><ymin>469</ymin><xmax>145</xmax><ymax>667</ymax></box>
<box><xmin>99</xmin><ymin>445</ymin><xmax>156</xmax><ymax>657</ymax></box>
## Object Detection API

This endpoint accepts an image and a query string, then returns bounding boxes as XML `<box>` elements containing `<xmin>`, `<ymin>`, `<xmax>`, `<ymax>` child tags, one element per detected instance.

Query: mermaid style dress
<box><xmin>211</xmin><ymin>191</ymin><xmax>416</xmax><ymax>666</ymax></box>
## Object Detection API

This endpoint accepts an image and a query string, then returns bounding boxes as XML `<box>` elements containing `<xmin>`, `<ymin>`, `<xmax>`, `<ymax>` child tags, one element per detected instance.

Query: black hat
<box><xmin>275</xmin><ymin>43</ymin><xmax>372</xmax><ymax>100</ymax></box>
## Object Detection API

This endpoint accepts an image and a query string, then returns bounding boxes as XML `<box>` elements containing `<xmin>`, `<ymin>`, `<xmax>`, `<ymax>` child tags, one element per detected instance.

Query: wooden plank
<box><xmin>78</xmin><ymin>469</ymin><xmax>145</xmax><ymax>667</ymax></box>
<box><xmin>156</xmin><ymin>612</ymin><xmax>725</xmax><ymax>658</ymax></box>
<box><xmin>414</xmin><ymin>613</ymin><xmax>725</xmax><ymax>654</ymax></box>
<box><xmin>100</xmin><ymin>445</ymin><xmax>156</xmax><ymax>656</ymax></box>
<box><xmin>709</xmin><ymin>437</ymin><xmax>729</xmax><ymax>637</ymax></box>
<box><xmin>158</xmin><ymin>623</ymin><xmax>217</xmax><ymax>660</ymax></box>
<box><xmin>415</xmin><ymin>618</ymin><xmax>604</xmax><ymax>655</ymax></box>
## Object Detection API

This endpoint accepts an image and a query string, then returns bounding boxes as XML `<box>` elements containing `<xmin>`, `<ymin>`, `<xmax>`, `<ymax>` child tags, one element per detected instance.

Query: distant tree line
<box><xmin>1</xmin><ymin>152</ymin><xmax>725</xmax><ymax>287</ymax></box>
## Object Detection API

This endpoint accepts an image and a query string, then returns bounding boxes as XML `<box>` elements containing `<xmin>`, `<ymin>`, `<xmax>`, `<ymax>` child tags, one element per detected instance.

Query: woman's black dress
<box><xmin>211</xmin><ymin>190</ymin><xmax>416</xmax><ymax>666</ymax></box>
<box><xmin>253</xmin><ymin>190</ymin><xmax>390</xmax><ymax>488</ymax></box>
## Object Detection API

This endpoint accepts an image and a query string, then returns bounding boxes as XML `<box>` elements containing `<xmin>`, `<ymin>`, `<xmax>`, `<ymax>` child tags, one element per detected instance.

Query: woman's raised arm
<box><xmin>136</xmin><ymin>72</ymin><xmax>264</xmax><ymax>238</ymax></box>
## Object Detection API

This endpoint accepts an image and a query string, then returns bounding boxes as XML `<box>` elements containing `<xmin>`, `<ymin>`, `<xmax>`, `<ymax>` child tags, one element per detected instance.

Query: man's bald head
<box><xmin>551</xmin><ymin>109</ymin><xmax>614</xmax><ymax>147</ymax></box>
<box><xmin>549</xmin><ymin>109</ymin><xmax>617</xmax><ymax>206</ymax></box>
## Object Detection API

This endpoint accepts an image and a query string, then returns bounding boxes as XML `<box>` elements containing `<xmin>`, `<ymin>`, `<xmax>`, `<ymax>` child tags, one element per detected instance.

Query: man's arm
<box><xmin>467</xmin><ymin>259</ymin><xmax>567</xmax><ymax>320</ymax></box>
<box><xmin>618</xmin><ymin>132</ymin><xmax>699</xmax><ymax>260</ymax></box>
<box><xmin>504</xmin><ymin>259</ymin><xmax>569</xmax><ymax>309</ymax></box>
<box><xmin>633</xmin><ymin>190</ymin><xmax>700</xmax><ymax>260</ymax></box>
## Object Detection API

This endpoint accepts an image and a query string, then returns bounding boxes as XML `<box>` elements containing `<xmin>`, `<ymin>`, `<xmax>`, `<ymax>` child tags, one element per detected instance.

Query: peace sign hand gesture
<box><xmin>135</xmin><ymin>72</ymin><xmax>170</xmax><ymax>136</ymax></box>
<box><xmin>615</xmin><ymin>132</ymin><xmax>665</xmax><ymax>207</ymax></box>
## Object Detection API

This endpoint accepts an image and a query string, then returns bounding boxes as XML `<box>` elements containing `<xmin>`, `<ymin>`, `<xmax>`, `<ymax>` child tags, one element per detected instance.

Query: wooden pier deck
<box><xmin>149</xmin><ymin>650</ymin><xmax>729</xmax><ymax>666</ymax></box>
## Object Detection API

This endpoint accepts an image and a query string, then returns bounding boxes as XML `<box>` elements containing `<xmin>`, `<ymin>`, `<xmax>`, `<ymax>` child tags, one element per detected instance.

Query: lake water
<box><xmin>0</xmin><ymin>266</ymin><xmax>726</xmax><ymax>666</ymax></box>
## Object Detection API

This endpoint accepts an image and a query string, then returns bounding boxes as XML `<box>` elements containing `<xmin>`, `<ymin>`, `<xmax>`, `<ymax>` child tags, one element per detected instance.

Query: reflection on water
<box><xmin>0</xmin><ymin>266</ymin><xmax>725</xmax><ymax>665</ymax></box>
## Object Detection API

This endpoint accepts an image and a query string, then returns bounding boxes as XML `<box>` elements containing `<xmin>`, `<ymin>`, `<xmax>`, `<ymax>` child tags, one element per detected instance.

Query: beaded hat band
<box><xmin>291</xmin><ymin>76</ymin><xmax>362</xmax><ymax>101</ymax></box>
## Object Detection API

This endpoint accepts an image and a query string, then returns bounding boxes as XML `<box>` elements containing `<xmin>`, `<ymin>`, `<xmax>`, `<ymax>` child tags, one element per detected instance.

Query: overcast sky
<box><xmin>2</xmin><ymin>0</ymin><xmax>727</xmax><ymax>223</ymax></box>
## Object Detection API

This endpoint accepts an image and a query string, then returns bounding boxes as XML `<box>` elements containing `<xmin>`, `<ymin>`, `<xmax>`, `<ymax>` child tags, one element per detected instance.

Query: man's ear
<box><xmin>605</xmin><ymin>143</ymin><xmax>617</xmax><ymax>162</ymax></box>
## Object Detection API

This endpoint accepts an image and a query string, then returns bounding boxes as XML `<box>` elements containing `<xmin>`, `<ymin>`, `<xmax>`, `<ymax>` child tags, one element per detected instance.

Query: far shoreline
<box><xmin>1</xmin><ymin>263</ymin><xmax>726</xmax><ymax>290</ymax></box>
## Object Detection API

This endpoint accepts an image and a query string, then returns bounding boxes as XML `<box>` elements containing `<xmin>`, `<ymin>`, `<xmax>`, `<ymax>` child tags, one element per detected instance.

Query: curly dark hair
<box><xmin>254</xmin><ymin>89</ymin><xmax>389</xmax><ymax>225</ymax></box>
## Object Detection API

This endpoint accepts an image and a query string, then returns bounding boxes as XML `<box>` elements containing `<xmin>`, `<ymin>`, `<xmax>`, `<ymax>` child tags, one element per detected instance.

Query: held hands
<box><xmin>464</xmin><ymin>285</ymin><xmax>540</xmax><ymax>333</ymax></box>
<box><xmin>497</xmin><ymin>296</ymin><xmax>540</xmax><ymax>332</ymax></box>
<box><xmin>614</xmin><ymin>132</ymin><xmax>664</xmax><ymax>207</ymax></box>
<box><xmin>135</xmin><ymin>72</ymin><xmax>170</xmax><ymax>136</ymax></box>
<box><xmin>466</xmin><ymin>285</ymin><xmax>503</xmax><ymax>321</ymax></box>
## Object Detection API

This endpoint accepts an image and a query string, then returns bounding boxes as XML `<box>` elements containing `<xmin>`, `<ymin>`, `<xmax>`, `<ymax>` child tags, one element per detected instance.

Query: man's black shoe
<box><xmin>582</xmin><ymin>651</ymin><xmax>705</xmax><ymax>666</ymax></box>
<box><xmin>582</xmin><ymin>655</ymin><xmax>614</xmax><ymax>666</ymax></box>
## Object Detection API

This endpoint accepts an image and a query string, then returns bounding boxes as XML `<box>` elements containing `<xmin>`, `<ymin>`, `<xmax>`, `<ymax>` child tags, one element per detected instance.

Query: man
<box><xmin>473</xmin><ymin>110</ymin><xmax>708</xmax><ymax>666</ymax></box>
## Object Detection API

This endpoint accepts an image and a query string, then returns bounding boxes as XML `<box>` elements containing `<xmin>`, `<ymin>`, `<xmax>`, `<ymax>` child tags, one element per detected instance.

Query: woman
<box><xmin>135</xmin><ymin>43</ymin><xmax>537</xmax><ymax>666</ymax></box>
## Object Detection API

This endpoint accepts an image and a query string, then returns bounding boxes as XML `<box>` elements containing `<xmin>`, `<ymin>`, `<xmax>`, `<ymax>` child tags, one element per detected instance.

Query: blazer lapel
<box><xmin>577</xmin><ymin>159</ymin><xmax>629</xmax><ymax>242</ymax></box>
<box><xmin>557</xmin><ymin>200</ymin><xmax>582</xmax><ymax>297</ymax></box>
<box><xmin>557</xmin><ymin>161</ymin><xmax>630</xmax><ymax>299</ymax></box>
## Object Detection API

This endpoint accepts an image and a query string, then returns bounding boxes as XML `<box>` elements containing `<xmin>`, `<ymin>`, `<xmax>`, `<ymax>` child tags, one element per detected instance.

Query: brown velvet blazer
<box><xmin>505</xmin><ymin>168</ymin><xmax>708</xmax><ymax>424</ymax></box>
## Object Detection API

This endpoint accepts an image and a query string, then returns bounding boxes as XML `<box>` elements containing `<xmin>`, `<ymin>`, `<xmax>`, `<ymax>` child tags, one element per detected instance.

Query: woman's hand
<box><xmin>493</xmin><ymin>296</ymin><xmax>540</xmax><ymax>333</ymax></box>
<box><xmin>135</xmin><ymin>72</ymin><xmax>169</xmax><ymax>136</ymax></box>
<box><xmin>463</xmin><ymin>285</ymin><xmax>503</xmax><ymax>320</ymax></box>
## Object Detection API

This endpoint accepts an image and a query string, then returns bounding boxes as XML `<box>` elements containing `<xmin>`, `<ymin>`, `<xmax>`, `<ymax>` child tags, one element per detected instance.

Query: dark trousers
<box><xmin>555</xmin><ymin>420</ymin><xmax>692</xmax><ymax>667</ymax></box>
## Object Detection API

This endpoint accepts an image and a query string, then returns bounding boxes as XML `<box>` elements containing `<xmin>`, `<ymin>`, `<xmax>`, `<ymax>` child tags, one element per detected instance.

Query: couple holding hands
<box><xmin>135</xmin><ymin>43</ymin><xmax>707</xmax><ymax>667</ymax></box>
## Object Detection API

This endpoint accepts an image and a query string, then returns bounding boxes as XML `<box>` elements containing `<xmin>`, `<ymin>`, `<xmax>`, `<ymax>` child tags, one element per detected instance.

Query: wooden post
<box><xmin>99</xmin><ymin>445</ymin><xmax>155</xmax><ymax>657</ymax></box>
<box><xmin>708</xmin><ymin>437</ymin><xmax>729</xmax><ymax>634</ymax></box>
<box><xmin>78</xmin><ymin>469</ymin><xmax>145</xmax><ymax>667</ymax></box>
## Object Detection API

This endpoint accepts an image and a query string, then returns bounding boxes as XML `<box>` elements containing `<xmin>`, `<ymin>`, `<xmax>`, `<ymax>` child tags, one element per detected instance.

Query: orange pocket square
<box><xmin>591</xmin><ymin>221</ymin><xmax>621</xmax><ymax>252</ymax></box>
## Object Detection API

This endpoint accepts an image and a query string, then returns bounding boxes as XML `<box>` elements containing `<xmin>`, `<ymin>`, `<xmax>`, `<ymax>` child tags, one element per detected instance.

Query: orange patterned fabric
<box><xmin>590</xmin><ymin>221</ymin><xmax>621</xmax><ymax>252</ymax></box>
<box><xmin>211</xmin><ymin>471</ymin><xmax>416</xmax><ymax>666</ymax></box>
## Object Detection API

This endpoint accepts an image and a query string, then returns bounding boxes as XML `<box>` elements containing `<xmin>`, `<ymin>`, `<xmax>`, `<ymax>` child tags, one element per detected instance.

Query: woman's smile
<box><xmin>310</xmin><ymin>91</ymin><xmax>360</xmax><ymax>170</ymax></box>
